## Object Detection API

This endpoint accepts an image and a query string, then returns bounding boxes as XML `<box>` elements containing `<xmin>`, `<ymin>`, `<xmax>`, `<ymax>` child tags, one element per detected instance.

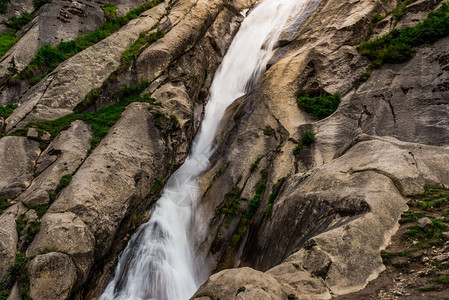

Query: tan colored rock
<box><xmin>28</xmin><ymin>252</ymin><xmax>77</xmax><ymax>300</ymax></box>
<box><xmin>0</xmin><ymin>136</ymin><xmax>40</xmax><ymax>198</ymax></box>
<box><xmin>27</xmin><ymin>212</ymin><xmax>95</xmax><ymax>285</ymax></box>
<box><xmin>6</xmin><ymin>281</ymin><xmax>20</xmax><ymax>300</ymax></box>
<box><xmin>0</xmin><ymin>214</ymin><xmax>18</xmax><ymax>280</ymax></box>
<box><xmin>16</xmin><ymin>120</ymin><xmax>92</xmax><ymax>207</ymax></box>
<box><xmin>4</xmin><ymin>2</ymin><xmax>168</xmax><ymax>132</ymax></box>
<box><xmin>193</xmin><ymin>267</ymin><xmax>288</xmax><ymax>300</ymax></box>
<box><xmin>45</xmin><ymin>102</ymin><xmax>168</xmax><ymax>259</ymax></box>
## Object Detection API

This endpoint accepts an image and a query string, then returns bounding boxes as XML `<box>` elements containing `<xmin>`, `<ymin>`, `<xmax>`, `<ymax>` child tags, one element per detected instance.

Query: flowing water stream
<box><xmin>100</xmin><ymin>0</ymin><xmax>317</xmax><ymax>299</ymax></box>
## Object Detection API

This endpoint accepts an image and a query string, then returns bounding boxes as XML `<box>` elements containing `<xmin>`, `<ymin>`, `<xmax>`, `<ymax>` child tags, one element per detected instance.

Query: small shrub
<box><xmin>297</xmin><ymin>93</ymin><xmax>341</xmax><ymax>119</ymax></box>
<box><xmin>30</xmin><ymin>204</ymin><xmax>47</xmax><ymax>219</ymax></box>
<box><xmin>293</xmin><ymin>142</ymin><xmax>303</xmax><ymax>155</ymax></box>
<box><xmin>0</xmin><ymin>197</ymin><xmax>11</xmax><ymax>214</ymax></box>
<box><xmin>250</xmin><ymin>158</ymin><xmax>261</xmax><ymax>173</ymax></box>
<box><xmin>2</xmin><ymin>12</ymin><xmax>33</xmax><ymax>31</ymax></box>
<box><xmin>57</xmin><ymin>174</ymin><xmax>72</xmax><ymax>191</ymax></box>
<box><xmin>301</xmin><ymin>130</ymin><xmax>315</xmax><ymax>145</ymax></box>
<box><xmin>237</xmin><ymin>286</ymin><xmax>246</xmax><ymax>294</ymax></box>
<box><xmin>23</xmin><ymin>220</ymin><xmax>41</xmax><ymax>246</ymax></box>
<box><xmin>15</xmin><ymin>213</ymin><xmax>27</xmax><ymax>235</ymax></box>
<box><xmin>372</xmin><ymin>12</ymin><xmax>384</xmax><ymax>23</ymax></box>
<box><xmin>102</xmin><ymin>3</ymin><xmax>117</xmax><ymax>20</ymax></box>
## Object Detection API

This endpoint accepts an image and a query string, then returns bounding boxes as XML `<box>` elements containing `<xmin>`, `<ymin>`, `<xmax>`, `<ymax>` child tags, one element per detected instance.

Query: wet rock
<box><xmin>28</xmin><ymin>252</ymin><xmax>77</xmax><ymax>300</ymax></box>
<box><xmin>0</xmin><ymin>136</ymin><xmax>40</xmax><ymax>198</ymax></box>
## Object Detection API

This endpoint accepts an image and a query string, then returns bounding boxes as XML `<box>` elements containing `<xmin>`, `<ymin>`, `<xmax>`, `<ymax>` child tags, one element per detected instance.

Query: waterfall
<box><xmin>100</xmin><ymin>0</ymin><xmax>317</xmax><ymax>299</ymax></box>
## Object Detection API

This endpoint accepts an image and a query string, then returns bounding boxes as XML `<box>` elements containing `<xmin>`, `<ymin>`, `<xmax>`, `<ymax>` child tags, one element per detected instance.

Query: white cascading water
<box><xmin>100</xmin><ymin>0</ymin><xmax>316</xmax><ymax>299</ymax></box>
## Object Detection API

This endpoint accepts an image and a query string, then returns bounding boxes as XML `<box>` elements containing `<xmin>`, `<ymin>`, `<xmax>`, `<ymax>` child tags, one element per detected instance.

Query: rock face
<box><xmin>0</xmin><ymin>136</ymin><xmax>40</xmax><ymax>198</ymax></box>
<box><xmin>1</xmin><ymin>0</ymin><xmax>449</xmax><ymax>299</ymax></box>
<box><xmin>16</xmin><ymin>120</ymin><xmax>92</xmax><ymax>207</ymax></box>
<box><xmin>191</xmin><ymin>0</ymin><xmax>449</xmax><ymax>298</ymax></box>
<box><xmin>0</xmin><ymin>214</ymin><xmax>18</xmax><ymax>280</ymax></box>
<box><xmin>0</xmin><ymin>0</ymin><xmax>155</xmax><ymax>101</ymax></box>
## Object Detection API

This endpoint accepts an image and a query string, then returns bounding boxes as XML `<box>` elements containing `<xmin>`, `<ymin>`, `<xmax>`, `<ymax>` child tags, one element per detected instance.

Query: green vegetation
<box><xmin>246</xmin><ymin>169</ymin><xmax>268</xmax><ymax>220</ymax></box>
<box><xmin>263</xmin><ymin>125</ymin><xmax>275</xmax><ymax>136</ymax></box>
<box><xmin>418</xmin><ymin>285</ymin><xmax>440</xmax><ymax>292</ymax></box>
<box><xmin>250</xmin><ymin>157</ymin><xmax>261</xmax><ymax>173</ymax></box>
<box><xmin>57</xmin><ymin>174</ymin><xmax>72</xmax><ymax>191</ymax></box>
<box><xmin>301</xmin><ymin>130</ymin><xmax>315</xmax><ymax>145</ymax></box>
<box><xmin>210</xmin><ymin>163</ymin><xmax>228</xmax><ymax>187</ymax></box>
<box><xmin>434</xmin><ymin>274</ymin><xmax>449</xmax><ymax>284</ymax></box>
<box><xmin>7</xmin><ymin>82</ymin><xmax>160</xmax><ymax>154</ymax></box>
<box><xmin>237</xmin><ymin>286</ymin><xmax>246</xmax><ymax>294</ymax></box>
<box><xmin>23</xmin><ymin>220</ymin><xmax>40</xmax><ymax>246</ymax></box>
<box><xmin>222</xmin><ymin>185</ymin><xmax>241</xmax><ymax>227</ymax></box>
<box><xmin>33</xmin><ymin>0</ymin><xmax>52</xmax><ymax>10</ymax></box>
<box><xmin>13</xmin><ymin>0</ymin><xmax>163</xmax><ymax>85</ymax></box>
<box><xmin>0</xmin><ymin>0</ymin><xmax>10</xmax><ymax>14</ymax></box>
<box><xmin>381</xmin><ymin>185</ymin><xmax>449</xmax><ymax>293</ymax></box>
<box><xmin>359</xmin><ymin>2</ymin><xmax>449</xmax><ymax>68</ymax></box>
<box><xmin>0</xmin><ymin>103</ymin><xmax>17</xmax><ymax>119</ymax></box>
<box><xmin>293</xmin><ymin>130</ymin><xmax>316</xmax><ymax>155</ymax></box>
<box><xmin>15</xmin><ymin>213</ymin><xmax>26</xmax><ymax>235</ymax></box>
<box><xmin>0</xmin><ymin>197</ymin><xmax>11</xmax><ymax>214</ymax></box>
<box><xmin>265</xmin><ymin>178</ymin><xmax>283</xmax><ymax>216</ymax></box>
<box><xmin>0</xmin><ymin>12</ymin><xmax>33</xmax><ymax>58</ymax></box>
<box><xmin>119</xmin><ymin>29</ymin><xmax>165</xmax><ymax>71</ymax></box>
<box><xmin>30</xmin><ymin>204</ymin><xmax>47</xmax><ymax>218</ymax></box>
<box><xmin>297</xmin><ymin>93</ymin><xmax>341</xmax><ymax>119</ymax></box>
<box><xmin>148</xmin><ymin>177</ymin><xmax>164</xmax><ymax>196</ymax></box>
<box><xmin>392</xmin><ymin>0</ymin><xmax>418</xmax><ymax>24</ymax></box>
<box><xmin>0</xmin><ymin>33</ymin><xmax>18</xmax><ymax>58</ymax></box>
<box><xmin>2</xmin><ymin>12</ymin><xmax>33</xmax><ymax>31</ymax></box>
<box><xmin>1</xmin><ymin>252</ymin><xmax>31</xmax><ymax>300</ymax></box>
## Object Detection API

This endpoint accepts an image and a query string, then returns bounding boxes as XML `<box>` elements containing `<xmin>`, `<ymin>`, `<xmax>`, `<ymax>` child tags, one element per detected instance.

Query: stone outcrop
<box><xmin>16</xmin><ymin>120</ymin><xmax>92</xmax><ymax>207</ymax></box>
<box><xmin>27</xmin><ymin>252</ymin><xmax>77</xmax><ymax>300</ymax></box>
<box><xmin>0</xmin><ymin>136</ymin><xmax>40</xmax><ymax>198</ymax></box>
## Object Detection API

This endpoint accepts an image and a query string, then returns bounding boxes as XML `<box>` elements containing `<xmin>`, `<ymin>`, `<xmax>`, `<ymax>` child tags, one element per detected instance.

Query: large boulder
<box><xmin>26</xmin><ymin>212</ymin><xmax>95</xmax><ymax>286</ymax></box>
<box><xmin>27</xmin><ymin>252</ymin><xmax>77</xmax><ymax>300</ymax></box>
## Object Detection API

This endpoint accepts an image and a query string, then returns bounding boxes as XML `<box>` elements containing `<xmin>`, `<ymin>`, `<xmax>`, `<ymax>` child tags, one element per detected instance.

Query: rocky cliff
<box><xmin>0</xmin><ymin>0</ymin><xmax>448</xmax><ymax>299</ymax></box>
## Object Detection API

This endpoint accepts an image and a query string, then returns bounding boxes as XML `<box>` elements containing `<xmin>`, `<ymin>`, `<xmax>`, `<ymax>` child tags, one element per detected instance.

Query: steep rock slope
<box><xmin>193</xmin><ymin>0</ymin><xmax>449</xmax><ymax>298</ymax></box>
<box><xmin>0</xmin><ymin>0</ymin><xmax>257</xmax><ymax>299</ymax></box>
